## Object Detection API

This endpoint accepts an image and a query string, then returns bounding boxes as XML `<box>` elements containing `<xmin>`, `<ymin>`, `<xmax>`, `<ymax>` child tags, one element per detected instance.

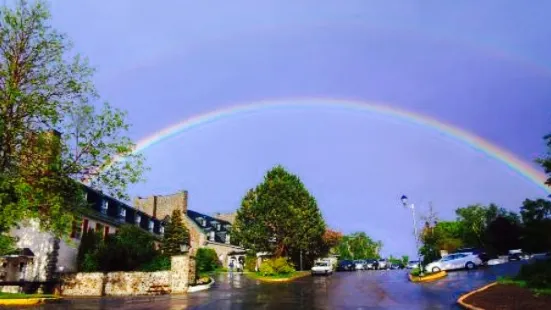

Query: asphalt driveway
<box><xmin>32</xmin><ymin>261</ymin><xmax>527</xmax><ymax>310</ymax></box>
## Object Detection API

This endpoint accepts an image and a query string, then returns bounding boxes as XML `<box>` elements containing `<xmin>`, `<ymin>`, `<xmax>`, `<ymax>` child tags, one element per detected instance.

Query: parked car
<box><xmin>354</xmin><ymin>260</ymin><xmax>366</xmax><ymax>270</ymax></box>
<box><xmin>311</xmin><ymin>260</ymin><xmax>333</xmax><ymax>276</ymax></box>
<box><xmin>390</xmin><ymin>263</ymin><xmax>405</xmax><ymax>270</ymax></box>
<box><xmin>365</xmin><ymin>259</ymin><xmax>378</xmax><ymax>270</ymax></box>
<box><xmin>377</xmin><ymin>259</ymin><xmax>389</xmax><ymax>270</ymax></box>
<box><xmin>406</xmin><ymin>261</ymin><xmax>419</xmax><ymax>269</ymax></box>
<box><xmin>336</xmin><ymin>260</ymin><xmax>356</xmax><ymax>271</ymax></box>
<box><xmin>425</xmin><ymin>252</ymin><xmax>483</xmax><ymax>273</ymax></box>
<box><xmin>508</xmin><ymin>249</ymin><xmax>529</xmax><ymax>261</ymax></box>
<box><xmin>452</xmin><ymin>248</ymin><xmax>489</xmax><ymax>264</ymax></box>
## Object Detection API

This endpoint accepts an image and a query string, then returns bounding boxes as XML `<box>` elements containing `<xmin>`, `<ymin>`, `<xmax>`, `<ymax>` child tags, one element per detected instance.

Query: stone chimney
<box><xmin>133</xmin><ymin>190</ymin><xmax>189</xmax><ymax>219</ymax></box>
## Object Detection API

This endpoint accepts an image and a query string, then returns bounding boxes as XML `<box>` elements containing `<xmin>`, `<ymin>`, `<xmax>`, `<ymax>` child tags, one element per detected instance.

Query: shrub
<box><xmin>195</xmin><ymin>248</ymin><xmax>220</xmax><ymax>274</ymax></box>
<box><xmin>259</xmin><ymin>261</ymin><xmax>276</xmax><ymax>276</ymax></box>
<box><xmin>78</xmin><ymin>224</ymin><xmax>159</xmax><ymax>272</ymax></box>
<box><xmin>245</xmin><ymin>255</ymin><xmax>257</xmax><ymax>272</ymax></box>
<box><xmin>139</xmin><ymin>255</ymin><xmax>171</xmax><ymax>272</ymax></box>
<box><xmin>258</xmin><ymin>257</ymin><xmax>295</xmax><ymax>276</ymax></box>
<box><xmin>516</xmin><ymin>259</ymin><xmax>551</xmax><ymax>288</ymax></box>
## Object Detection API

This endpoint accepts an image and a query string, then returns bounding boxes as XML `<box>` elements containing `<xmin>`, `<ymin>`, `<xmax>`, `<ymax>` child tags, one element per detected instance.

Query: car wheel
<box><xmin>465</xmin><ymin>262</ymin><xmax>476</xmax><ymax>270</ymax></box>
<box><xmin>432</xmin><ymin>267</ymin><xmax>441</xmax><ymax>273</ymax></box>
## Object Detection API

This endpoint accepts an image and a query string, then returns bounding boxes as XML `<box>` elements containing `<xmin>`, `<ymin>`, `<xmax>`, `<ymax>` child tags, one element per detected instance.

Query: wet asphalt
<box><xmin>29</xmin><ymin>261</ymin><xmax>527</xmax><ymax>310</ymax></box>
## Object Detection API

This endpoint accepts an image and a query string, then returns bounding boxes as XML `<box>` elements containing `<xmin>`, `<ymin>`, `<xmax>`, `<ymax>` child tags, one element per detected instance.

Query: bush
<box><xmin>516</xmin><ymin>259</ymin><xmax>551</xmax><ymax>288</ymax></box>
<box><xmin>258</xmin><ymin>257</ymin><xmax>295</xmax><ymax>276</ymax></box>
<box><xmin>78</xmin><ymin>224</ymin><xmax>159</xmax><ymax>272</ymax></box>
<box><xmin>139</xmin><ymin>255</ymin><xmax>171</xmax><ymax>272</ymax></box>
<box><xmin>245</xmin><ymin>255</ymin><xmax>257</xmax><ymax>272</ymax></box>
<box><xmin>195</xmin><ymin>248</ymin><xmax>220</xmax><ymax>274</ymax></box>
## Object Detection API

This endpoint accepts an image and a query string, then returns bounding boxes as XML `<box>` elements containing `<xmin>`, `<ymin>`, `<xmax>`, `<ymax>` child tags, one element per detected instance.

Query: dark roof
<box><xmin>186</xmin><ymin>209</ymin><xmax>232</xmax><ymax>244</ymax></box>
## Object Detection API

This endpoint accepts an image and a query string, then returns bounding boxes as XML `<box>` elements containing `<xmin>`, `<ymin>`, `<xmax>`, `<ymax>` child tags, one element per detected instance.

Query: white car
<box><xmin>425</xmin><ymin>252</ymin><xmax>482</xmax><ymax>273</ymax></box>
<box><xmin>377</xmin><ymin>259</ymin><xmax>389</xmax><ymax>270</ymax></box>
<box><xmin>406</xmin><ymin>261</ymin><xmax>420</xmax><ymax>269</ymax></box>
<box><xmin>354</xmin><ymin>260</ymin><xmax>366</xmax><ymax>270</ymax></box>
<box><xmin>311</xmin><ymin>261</ymin><xmax>333</xmax><ymax>276</ymax></box>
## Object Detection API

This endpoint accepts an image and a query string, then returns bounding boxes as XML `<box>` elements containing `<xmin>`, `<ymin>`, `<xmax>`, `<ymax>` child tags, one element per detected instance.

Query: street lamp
<box><xmin>180</xmin><ymin>244</ymin><xmax>190</xmax><ymax>253</ymax></box>
<box><xmin>400</xmin><ymin>195</ymin><xmax>424</xmax><ymax>275</ymax></box>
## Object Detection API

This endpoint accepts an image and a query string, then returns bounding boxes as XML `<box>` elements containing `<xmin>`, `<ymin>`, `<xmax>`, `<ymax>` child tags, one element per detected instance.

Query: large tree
<box><xmin>233</xmin><ymin>165</ymin><xmax>326</xmax><ymax>266</ymax></box>
<box><xmin>0</xmin><ymin>0</ymin><xmax>145</xmax><ymax>252</ymax></box>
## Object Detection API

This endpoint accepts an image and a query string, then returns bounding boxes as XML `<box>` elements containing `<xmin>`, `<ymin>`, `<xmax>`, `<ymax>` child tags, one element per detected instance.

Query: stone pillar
<box><xmin>188</xmin><ymin>252</ymin><xmax>196</xmax><ymax>285</ymax></box>
<box><xmin>170</xmin><ymin>255</ymin><xmax>190</xmax><ymax>294</ymax></box>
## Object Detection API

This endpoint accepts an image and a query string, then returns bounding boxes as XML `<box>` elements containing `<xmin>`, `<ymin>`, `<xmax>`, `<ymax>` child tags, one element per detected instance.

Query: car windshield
<box><xmin>315</xmin><ymin>262</ymin><xmax>328</xmax><ymax>267</ymax></box>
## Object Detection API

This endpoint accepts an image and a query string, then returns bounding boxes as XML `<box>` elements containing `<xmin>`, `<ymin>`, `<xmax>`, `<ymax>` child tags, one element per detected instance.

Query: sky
<box><xmin>49</xmin><ymin>0</ymin><xmax>551</xmax><ymax>257</ymax></box>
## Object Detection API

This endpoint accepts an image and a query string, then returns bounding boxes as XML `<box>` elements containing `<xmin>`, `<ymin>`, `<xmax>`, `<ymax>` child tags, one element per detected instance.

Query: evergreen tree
<box><xmin>77</xmin><ymin>228</ymin><xmax>99</xmax><ymax>270</ymax></box>
<box><xmin>161</xmin><ymin>209</ymin><xmax>190</xmax><ymax>256</ymax></box>
<box><xmin>233</xmin><ymin>165</ymin><xmax>326</xmax><ymax>267</ymax></box>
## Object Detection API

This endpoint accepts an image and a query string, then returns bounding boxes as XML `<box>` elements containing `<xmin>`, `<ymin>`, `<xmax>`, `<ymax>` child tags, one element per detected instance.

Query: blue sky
<box><xmin>50</xmin><ymin>1</ymin><xmax>551</xmax><ymax>257</ymax></box>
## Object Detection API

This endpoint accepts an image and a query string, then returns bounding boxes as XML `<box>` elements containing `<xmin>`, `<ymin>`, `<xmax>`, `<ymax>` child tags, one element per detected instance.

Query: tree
<box><xmin>321</xmin><ymin>229</ymin><xmax>343</xmax><ymax>255</ymax></box>
<box><xmin>536</xmin><ymin>133</ymin><xmax>551</xmax><ymax>187</ymax></box>
<box><xmin>0</xmin><ymin>0</ymin><xmax>146</xmax><ymax>248</ymax></box>
<box><xmin>485</xmin><ymin>216</ymin><xmax>522</xmax><ymax>255</ymax></box>
<box><xmin>77</xmin><ymin>228</ymin><xmax>100</xmax><ymax>270</ymax></box>
<box><xmin>401</xmin><ymin>255</ymin><xmax>409</xmax><ymax>265</ymax></box>
<box><xmin>334</xmin><ymin>232</ymin><xmax>382</xmax><ymax>260</ymax></box>
<box><xmin>161</xmin><ymin>209</ymin><xmax>190</xmax><ymax>256</ymax></box>
<box><xmin>519</xmin><ymin>199</ymin><xmax>551</xmax><ymax>253</ymax></box>
<box><xmin>233</xmin><ymin>165</ymin><xmax>326</xmax><ymax>267</ymax></box>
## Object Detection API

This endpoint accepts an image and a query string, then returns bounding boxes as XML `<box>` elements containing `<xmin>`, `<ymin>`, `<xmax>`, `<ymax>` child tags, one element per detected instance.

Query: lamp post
<box><xmin>180</xmin><ymin>244</ymin><xmax>190</xmax><ymax>253</ymax></box>
<box><xmin>400</xmin><ymin>195</ymin><xmax>423</xmax><ymax>275</ymax></box>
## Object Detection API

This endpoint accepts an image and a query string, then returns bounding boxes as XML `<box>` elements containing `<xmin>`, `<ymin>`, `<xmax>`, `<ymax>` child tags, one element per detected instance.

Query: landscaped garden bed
<box><xmin>246</xmin><ymin>271</ymin><xmax>310</xmax><ymax>282</ymax></box>
<box><xmin>460</xmin><ymin>283</ymin><xmax>551</xmax><ymax>309</ymax></box>
<box><xmin>458</xmin><ymin>259</ymin><xmax>551</xmax><ymax>309</ymax></box>
<box><xmin>408</xmin><ymin>268</ymin><xmax>447</xmax><ymax>282</ymax></box>
<box><xmin>0</xmin><ymin>293</ymin><xmax>59</xmax><ymax>306</ymax></box>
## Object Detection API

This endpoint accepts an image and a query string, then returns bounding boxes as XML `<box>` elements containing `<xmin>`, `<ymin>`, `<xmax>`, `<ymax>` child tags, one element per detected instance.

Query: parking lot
<box><xmin>34</xmin><ymin>260</ymin><xmax>530</xmax><ymax>310</ymax></box>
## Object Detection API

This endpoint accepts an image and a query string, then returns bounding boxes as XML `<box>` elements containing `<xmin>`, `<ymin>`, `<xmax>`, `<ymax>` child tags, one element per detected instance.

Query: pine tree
<box><xmin>161</xmin><ymin>209</ymin><xmax>190</xmax><ymax>256</ymax></box>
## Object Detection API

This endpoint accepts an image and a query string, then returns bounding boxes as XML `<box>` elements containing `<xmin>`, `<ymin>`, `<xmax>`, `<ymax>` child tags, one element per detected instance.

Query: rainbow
<box><xmin>100</xmin><ymin>98</ymin><xmax>550</xmax><ymax>194</ymax></box>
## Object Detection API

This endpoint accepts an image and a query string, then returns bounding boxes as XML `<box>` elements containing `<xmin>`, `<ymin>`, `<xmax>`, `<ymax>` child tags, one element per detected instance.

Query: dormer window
<box><xmin>160</xmin><ymin>226</ymin><xmax>165</xmax><ymax>235</ymax></box>
<box><xmin>101</xmin><ymin>200</ymin><xmax>108</xmax><ymax>214</ymax></box>
<box><xmin>135</xmin><ymin>214</ymin><xmax>141</xmax><ymax>225</ymax></box>
<box><xmin>148</xmin><ymin>220</ymin><xmax>154</xmax><ymax>232</ymax></box>
<box><xmin>216</xmin><ymin>223</ymin><xmax>221</xmax><ymax>231</ymax></box>
<box><xmin>119</xmin><ymin>207</ymin><xmax>126</xmax><ymax>219</ymax></box>
<box><xmin>209</xmin><ymin>231</ymin><xmax>215</xmax><ymax>241</ymax></box>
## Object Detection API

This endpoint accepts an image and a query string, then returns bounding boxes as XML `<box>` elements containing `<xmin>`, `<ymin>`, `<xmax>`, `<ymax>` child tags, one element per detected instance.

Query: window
<box><xmin>148</xmin><ymin>220</ymin><xmax>154</xmax><ymax>232</ymax></box>
<box><xmin>96</xmin><ymin>223</ymin><xmax>103</xmax><ymax>234</ymax></box>
<box><xmin>104</xmin><ymin>226</ymin><xmax>110</xmax><ymax>238</ymax></box>
<box><xmin>135</xmin><ymin>214</ymin><xmax>141</xmax><ymax>224</ymax></box>
<box><xmin>70</xmin><ymin>219</ymin><xmax>83</xmax><ymax>239</ymax></box>
<box><xmin>82</xmin><ymin>219</ymin><xmax>89</xmax><ymax>233</ymax></box>
<box><xmin>101</xmin><ymin>200</ymin><xmax>108</xmax><ymax>214</ymax></box>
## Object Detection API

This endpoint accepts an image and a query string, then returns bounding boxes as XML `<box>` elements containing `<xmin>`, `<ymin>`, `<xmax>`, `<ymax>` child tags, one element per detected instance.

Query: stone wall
<box><xmin>134</xmin><ymin>191</ymin><xmax>188</xmax><ymax>220</ymax></box>
<box><xmin>105</xmin><ymin>271</ymin><xmax>171</xmax><ymax>296</ymax></box>
<box><xmin>61</xmin><ymin>272</ymin><xmax>104</xmax><ymax>296</ymax></box>
<box><xmin>60</xmin><ymin>255</ymin><xmax>192</xmax><ymax>296</ymax></box>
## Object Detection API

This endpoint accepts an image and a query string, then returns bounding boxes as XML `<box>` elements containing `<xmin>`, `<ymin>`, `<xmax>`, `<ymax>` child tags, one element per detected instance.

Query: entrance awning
<box><xmin>2</xmin><ymin>248</ymin><xmax>35</xmax><ymax>258</ymax></box>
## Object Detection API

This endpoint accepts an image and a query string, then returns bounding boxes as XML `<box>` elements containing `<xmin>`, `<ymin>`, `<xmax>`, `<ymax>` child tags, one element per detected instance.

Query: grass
<box><xmin>0</xmin><ymin>293</ymin><xmax>55</xmax><ymax>300</ymax></box>
<box><xmin>246</xmin><ymin>271</ymin><xmax>310</xmax><ymax>282</ymax></box>
<box><xmin>497</xmin><ymin>276</ymin><xmax>551</xmax><ymax>296</ymax></box>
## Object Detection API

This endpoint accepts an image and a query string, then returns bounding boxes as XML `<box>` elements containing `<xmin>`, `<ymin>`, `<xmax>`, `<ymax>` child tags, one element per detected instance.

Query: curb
<box><xmin>188</xmin><ymin>277</ymin><xmax>215</xmax><ymax>293</ymax></box>
<box><xmin>0</xmin><ymin>297</ymin><xmax>59</xmax><ymax>306</ymax></box>
<box><xmin>408</xmin><ymin>270</ymin><xmax>447</xmax><ymax>283</ymax></box>
<box><xmin>457</xmin><ymin>282</ymin><xmax>498</xmax><ymax>310</ymax></box>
